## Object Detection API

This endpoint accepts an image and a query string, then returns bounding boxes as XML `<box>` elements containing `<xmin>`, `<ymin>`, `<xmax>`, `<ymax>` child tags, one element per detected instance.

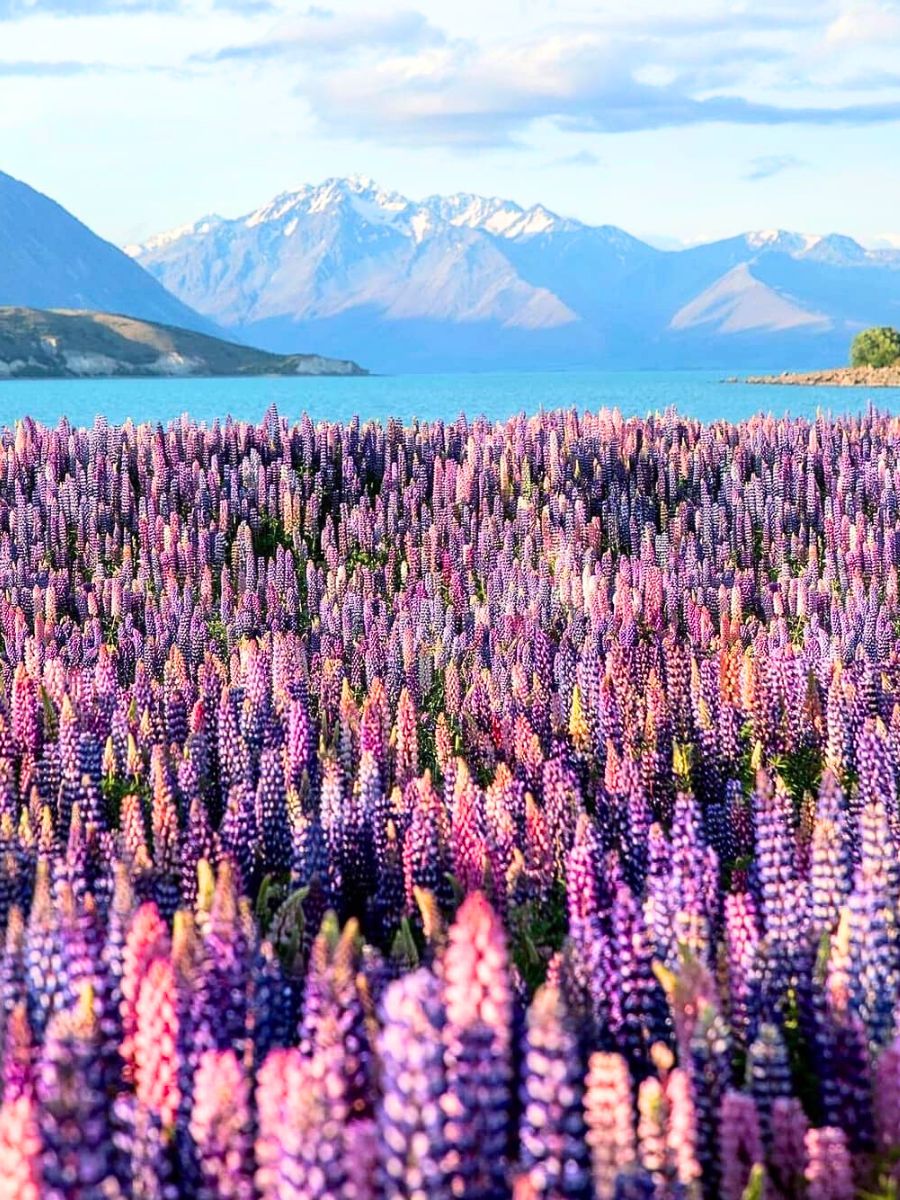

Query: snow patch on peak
<box><xmin>125</xmin><ymin>216</ymin><xmax>223</xmax><ymax>258</ymax></box>
<box><xmin>244</xmin><ymin>177</ymin><xmax>411</xmax><ymax>229</ymax></box>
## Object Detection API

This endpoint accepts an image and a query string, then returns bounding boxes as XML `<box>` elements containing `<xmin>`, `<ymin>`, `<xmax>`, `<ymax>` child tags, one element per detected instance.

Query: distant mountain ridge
<box><xmin>0</xmin><ymin>170</ymin><xmax>213</xmax><ymax>335</ymax></box>
<box><xmin>128</xmin><ymin>175</ymin><xmax>900</xmax><ymax>372</ymax></box>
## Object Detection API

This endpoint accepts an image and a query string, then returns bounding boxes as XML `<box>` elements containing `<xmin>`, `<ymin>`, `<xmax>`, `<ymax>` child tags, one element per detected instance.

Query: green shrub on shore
<box><xmin>851</xmin><ymin>325</ymin><xmax>900</xmax><ymax>368</ymax></box>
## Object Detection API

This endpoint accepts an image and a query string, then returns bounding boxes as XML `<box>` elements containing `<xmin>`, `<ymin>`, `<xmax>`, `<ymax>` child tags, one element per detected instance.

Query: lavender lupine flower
<box><xmin>875</xmin><ymin>1036</ymin><xmax>900</xmax><ymax>1154</ymax></box>
<box><xmin>377</xmin><ymin>968</ymin><xmax>446</xmax><ymax>1200</ymax></box>
<box><xmin>189</xmin><ymin>1049</ymin><xmax>255</xmax><ymax>1200</ymax></box>
<box><xmin>769</xmin><ymin>1096</ymin><xmax>808</xmax><ymax>1199</ymax></box>
<box><xmin>718</xmin><ymin>1090</ymin><xmax>763</xmax><ymax>1200</ymax></box>
<box><xmin>441</xmin><ymin>891</ymin><xmax>513</xmax><ymax>1200</ymax></box>
<box><xmin>803</xmin><ymin>1127</ymin><xmax>854</xmax><ymax>1200</ymax></box>
<box><xmin>518</xmin><ymin>984</ymin><xmax>590</xmax><ymax>1200</ymax></box>
<box><xmin>809</xmin><ymin>770</ymin><xmax>851</xmax><ymax>935</ymax></box>
<box><xmin>192</xmin><ymin>859</ymin><xmax>249</xmax><ymax>1065</ymax></box>
<box><xmin>300</xmin><ymin>913</ymin><xmax>376</xmax><ymax>1121</ymax></box>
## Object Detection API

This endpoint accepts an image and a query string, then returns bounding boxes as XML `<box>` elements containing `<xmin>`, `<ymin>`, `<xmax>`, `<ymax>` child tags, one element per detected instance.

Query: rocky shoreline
<box><xmin>740</xmin><ymin>365</ymin><xmax>900</xmax><ymax>387</ymax></box>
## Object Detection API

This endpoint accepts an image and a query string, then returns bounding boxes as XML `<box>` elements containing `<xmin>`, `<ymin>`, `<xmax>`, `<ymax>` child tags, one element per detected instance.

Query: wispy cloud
<box><xmin>0</xmin><ymin>58</ymin><xmax>100</xmax><ymax>74</ymax></box>
<box><xmin>550</xmin><ymin>149</ymin><xmax>602</xmax><ymax>168</ymax></box>
<box><xmin>744</xmin><ymin>154</ymin><xmax>807</xmax><ymax>180</ymax></box>
<box><xmin>826</xmin><ymin>0</ymin><xmax>900</xmax><ymax>44</ymax></box>
<box><xmin>192</xmin><ymin>5</ymin><xmax>900</xmax><ymax>148</ymax></box>
<box><xmin>269</xmin><ymin>27</ymin><xmax>900</xmax><ymax>147</ymax></box>
<box><xmin>0</xmin><ymin>0</ymin><xmax>261</xmax><ymax>14</ymax></box>
<box><xmin>0</xmin><ymin>0</ymin><xmax>178</xmax><ymax>14</ymax></box>
<box><xmin>201</xmin><ymin>7</ymin><xmax>445</xmax><ymax>63</ymax></box>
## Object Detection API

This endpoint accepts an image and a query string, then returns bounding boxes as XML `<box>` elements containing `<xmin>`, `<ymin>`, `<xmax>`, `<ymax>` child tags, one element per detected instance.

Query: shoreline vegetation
<box><xmin>737</xmin><ymin>364</ymin><xmax>900</xmax><ymax>387</ymax></box>
<box><xmin>739</xmin><ymin>326</ymin><xmax>900</xmax><ymax>387</ymax></box>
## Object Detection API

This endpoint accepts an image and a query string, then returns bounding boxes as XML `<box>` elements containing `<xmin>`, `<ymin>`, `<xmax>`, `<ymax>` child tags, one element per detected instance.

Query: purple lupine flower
<box><xmin>377</xmin><ymin>968</ymin><xmax>446</xmax><ymax>1200</ymax></box>
<box><xmin>518</xmin><ymin>984</ymin><xmax>590</xmax><ymax>1199</ymax></box>
<box><xmin>747</xmin><ymin>1022</ymin><xmax>792</xmax><ymax>1149</ymax></box>
<box><xmin>36</xmin><ymin>985</ymin><xmax>123</xmax><ymax>1198</ymax></box>
<box><xmin>875</xmin><ymin>1036</ymin><xmax>900</xmax><ymax>1154</ymax></box>
<box><xmin>255</xmin><ymin>747</ymin><xmax>292</xmax><ymax>873</ymax></box>
<box><xmin>192</xmin><ymin>859</ymin><xmax>249</xmax><ymax>1065</ymax></box>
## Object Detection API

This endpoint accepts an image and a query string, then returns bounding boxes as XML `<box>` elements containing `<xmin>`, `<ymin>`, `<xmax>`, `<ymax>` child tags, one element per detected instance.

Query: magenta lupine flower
<box><xmin>255</xmin><ymin>1038</ymin><xmax>350</xmax><ymax>1200</ymax></box>
<box><xmin>134</xmin><ymin>956</ymin><xmax>182</xmax><ymax>1130</ymax></box>
<box><xmin>441</xmin><ymin>891</ymin><xmax>513</xmax><ymax>1200</ymax></box>
<box><xmin>394</xmin><ymin>687</ymin><xmax>419</xmax><ymax>791</ymax></box>
<box><xmin>120</xmin><ymin>901</ymin><xmax>170</xmax><ymax>1081</ymax></box>
<box><xmin>803</xmin><ymin>1127</ymin><xmax>854</xmax><ymax>1200</ymax></box>
<box><xmin>345</xmin><ymin>1117</ymin><xmax>379</xmax><ymax>1200</ymax></box>
<box><xmin>2</xmin><ymin>1001</ymin><xmax>34</xmax><ymax>1104</ymax></box>
<box><xmin>449</xmin><ymin>758</ymin><xmax>487</xmax><ymax>894</ymax></box>
<box><xmin>723</xmin><ymin>892</ymin><xmax>760</xmax><ymax>1048</ymax></box>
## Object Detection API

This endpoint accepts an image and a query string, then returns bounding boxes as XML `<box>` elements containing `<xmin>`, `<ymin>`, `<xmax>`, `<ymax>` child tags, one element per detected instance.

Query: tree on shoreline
<box><xmin>851</xmin><ymin>325</ymin><xmax>900</xmax><ymax>368</ymax></box>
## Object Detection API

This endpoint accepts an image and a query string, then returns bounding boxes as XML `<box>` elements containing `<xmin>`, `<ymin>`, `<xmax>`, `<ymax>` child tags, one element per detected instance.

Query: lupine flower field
<box><xmin>3</xmin><ymin>404</ymin><xmax>900</xmax><ymax>1199</ymax></box>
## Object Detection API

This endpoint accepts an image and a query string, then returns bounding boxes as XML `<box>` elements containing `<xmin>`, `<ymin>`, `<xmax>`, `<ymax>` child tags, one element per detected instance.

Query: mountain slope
<box><xmin>0</xmin><ymin>308</ymin><xmax>367</xmax><ymax>379</ymax></box>
<box><xmin>130</xmin><ymin>177</ymin><xmax>900</xmax><ymax>372</ymax></box>
<box><xmin>0</xmin><ymin>171</ymin><xmax>214</xmax><ymax>334</ymax></box>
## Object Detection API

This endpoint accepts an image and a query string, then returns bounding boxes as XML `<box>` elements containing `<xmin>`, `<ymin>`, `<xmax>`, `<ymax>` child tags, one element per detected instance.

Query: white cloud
<box><xmin>826</xmin><ymin>0</ymin><xmax>900</xmax><ymax>43</ymax></box>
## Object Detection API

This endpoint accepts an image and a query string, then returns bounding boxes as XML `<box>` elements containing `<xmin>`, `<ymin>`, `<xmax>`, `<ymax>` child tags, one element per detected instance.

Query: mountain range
<box><xmin>2</xmin><ymin>168</ymin><xmax>900</xmax><ymax>374</ymax></box>
<box><xmin>127</xmin><ymin>177</ymin><xmax>900</xmax><ymax>373</ymax></box>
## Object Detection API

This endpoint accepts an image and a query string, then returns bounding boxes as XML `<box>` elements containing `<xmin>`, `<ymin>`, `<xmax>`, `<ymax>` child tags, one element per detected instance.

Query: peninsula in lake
<box><xmin>0</xmin><ymin>307</ymin><xmax>367</xmax><ymax>380</ymax></box>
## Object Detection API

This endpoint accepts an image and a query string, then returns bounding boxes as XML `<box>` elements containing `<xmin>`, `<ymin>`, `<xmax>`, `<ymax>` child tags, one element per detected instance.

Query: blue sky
<box><xmin>2</xmin><ymin>0</ymin><xmax>899</xmax><ymax>248</ymax></box>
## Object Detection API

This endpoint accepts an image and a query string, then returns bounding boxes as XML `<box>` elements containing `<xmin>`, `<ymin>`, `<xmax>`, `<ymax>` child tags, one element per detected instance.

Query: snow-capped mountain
<box><xmin>0</xmin><ymin>170</ymin><xmax>213</xmax><ymax>334</ymax></box>
<box><xmin>128</xmin><ymin>176</ymin><xmax>900</xmax><ymax>372</ymax></box>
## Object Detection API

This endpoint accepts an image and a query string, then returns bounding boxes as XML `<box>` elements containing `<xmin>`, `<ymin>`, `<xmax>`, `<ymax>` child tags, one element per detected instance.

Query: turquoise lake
<box><xmin>0</xmin><ymin>369</ymin><xmax>895</xmax><ymax>428</ymax></box>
